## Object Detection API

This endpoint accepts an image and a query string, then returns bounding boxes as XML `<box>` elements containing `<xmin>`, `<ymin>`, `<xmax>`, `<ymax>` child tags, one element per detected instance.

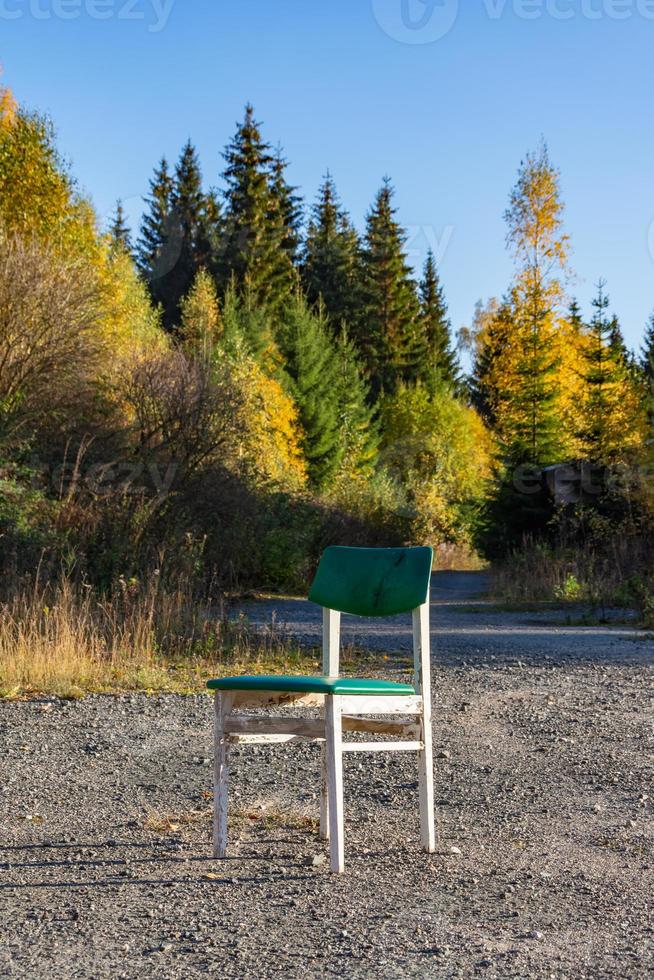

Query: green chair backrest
<box><xmin>308</xmin><ymin>546</ymin><xmax>433</xmax><ymax>617</ymax></box>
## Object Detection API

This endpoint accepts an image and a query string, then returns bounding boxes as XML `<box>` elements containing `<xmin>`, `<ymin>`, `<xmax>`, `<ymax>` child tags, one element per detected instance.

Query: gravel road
<box><xmin>1</xmin><ymin>572</ymin><xmax>653</xmax><ymax>979</ymax></box>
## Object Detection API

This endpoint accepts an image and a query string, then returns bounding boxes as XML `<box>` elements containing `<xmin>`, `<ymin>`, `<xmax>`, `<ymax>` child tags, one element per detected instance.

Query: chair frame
<box><xmin>212</xmin><ymin>601</ymin><xmax>435</xmax><ymax>873</ymax></box>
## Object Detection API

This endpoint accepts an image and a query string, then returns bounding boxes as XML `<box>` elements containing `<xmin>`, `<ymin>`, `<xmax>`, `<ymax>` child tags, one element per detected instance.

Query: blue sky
<box><xmin>4</xmin><ymin>0</ymin><xmax>654</xmax><ymax>354</ymax></box>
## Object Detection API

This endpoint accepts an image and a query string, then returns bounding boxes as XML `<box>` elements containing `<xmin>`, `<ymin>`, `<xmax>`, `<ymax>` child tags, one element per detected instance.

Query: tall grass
<box><xmin>492</xmin><ymin>532</ymin><xmax>654</xmax><ymax>622</ymax></box>
<box><xmin>0</xmin><ymin>572</ymin><xmax>314</xmax><ymax>698</ymax></box>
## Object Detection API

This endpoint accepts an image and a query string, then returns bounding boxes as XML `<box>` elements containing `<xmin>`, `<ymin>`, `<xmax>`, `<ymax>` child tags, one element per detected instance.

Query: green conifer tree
<box><xmin>138</xmin><ymin>144</ymin><xmax>220</xmax><ymax>331</ymax></box>
<box><xmin>419</xmin><ymin>250</ymin><xmax>459</xmax><ymax>391</ymax></box>
<box><xmin>362</xmin><ymin>178</ymin><xmax>422</xmax><ymax>396</ymax></box>
<box><xmin>471</xmin><ymin>290</ymin><xmax>561</xmax><ymax>558</ymax></box>
<box><xmin>270</xmin><ymin>145</ymin><xmax>303</xmax><ymax>266</ymax></box>
<box><xmin>220</xmin><ymin>278</ymin><xmax>281</xmax><ymax>368</ymax></box>
<box><xmin>202</xmin><ymin>187</ymin><xmax>224</xmax><ymax>274</ymax></box>
<box><xmin>276</xmin><ymin>296</ymin><xmax>343</xmax><ymax>488</ymax></box>
<box><xmin>491</xmin><ymin>280</ymin><xmax>562</xmax><ymax>468</ymax></box>
<box><xmin>301</xmin><ymin>173</ymin><xmax>363</xmax><ymax>333</ymax></box>
<box><xmin>109</xmin><ymin>199</ymin><xmax>132</xmax><ymax>252</ymax></box>
<box><xmin>334</xmin><ymin>330</ymin><xmax>379</xmax><ymax>477</ymax></box>
<box><xmin>219</xmin><ymin>104</ymin><xmax>295</xmax><ymax>314</ymax></box>
<box><xmin>581</xmin><ymin>280</ymin><xmax>612</xmax><ymax>459</ymax></box>
<box><xmin>608</xmin><ymin>314</ymin><xmax>629</xmax><ymax>365</ymax></box>
<box><xmin>640</xmin><ymin>311</ymin><xmax>654</xmax><ymax>428</ymax></box>
<box><xmin>160</xmin><ymin>140</ymin><xmax>215</xmax><ymax>331</ymax></box>
<box><xmin>136</xmin><ymin>157</ymin><xmax>175</xmax><ymax>310</ymax></box>
<box><xmin>469</xmin><ymin>299</ymin><xmax>510</xmax><ymax>427</ymax></box>
<box><xmin>578</xmin><ymin>280</ymin><xmax>632</xmax><ymax>463</ymax></box>
<box><xmin>568</xmin><ymin>298</ymin><xmax>584</xmax><ymax>332</ymax></box>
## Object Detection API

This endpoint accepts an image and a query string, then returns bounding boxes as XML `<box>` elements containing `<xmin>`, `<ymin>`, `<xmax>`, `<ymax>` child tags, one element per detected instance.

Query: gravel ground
<box><xmin>1</xmin><ymin>572</ymin><xmax>653</xmax><ymax>979</ymax></box>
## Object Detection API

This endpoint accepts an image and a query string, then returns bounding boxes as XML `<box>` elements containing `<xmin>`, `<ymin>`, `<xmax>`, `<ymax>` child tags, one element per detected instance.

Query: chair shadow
<box><xmin>1</xmin><ymin>872</ymin><xmax>314</xmax><ymax>890</ymax></box>
<box><xmin>0</xmin><ymin>838</ymin><xmax>329</xmax><ymax>890</ymax></box>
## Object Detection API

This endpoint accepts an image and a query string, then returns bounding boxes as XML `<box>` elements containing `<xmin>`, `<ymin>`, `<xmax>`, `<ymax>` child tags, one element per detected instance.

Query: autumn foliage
<box><xmin>0</xmin><ymin>91</ymin><xmax>651</xmax><ymax>600</ymax></box>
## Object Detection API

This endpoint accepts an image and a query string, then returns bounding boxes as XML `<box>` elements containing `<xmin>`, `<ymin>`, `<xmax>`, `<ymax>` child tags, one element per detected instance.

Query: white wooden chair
<box><xmin>207</xmin><ymin>545</ymin><xmax>435</xmax><ymax>873</ymax></box>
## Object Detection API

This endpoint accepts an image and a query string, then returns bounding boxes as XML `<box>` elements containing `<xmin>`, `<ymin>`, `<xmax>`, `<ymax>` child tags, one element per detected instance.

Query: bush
<box><xmin>0</xmin><ymin>228</ymin><xmax>101</xmax><ymax>449</ymax></box>
<box><xmin>492</xmin><ymin>503</ymin><xmax>654</xmax><ymax>619</ymax></box>
<box><xmin>380</xmin><ymin>381</ymin><xmax>494</xmax><ymax>548</ymax></box>
<box><xmin>0</xmin><ymin>473</ymin><xmax>65</xmax><ymax>580</ymax></box>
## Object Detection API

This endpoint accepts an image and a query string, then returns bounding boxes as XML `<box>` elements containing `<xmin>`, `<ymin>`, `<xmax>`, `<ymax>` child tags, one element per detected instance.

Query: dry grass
<box><xmin>433</xmin><ymin>542</ymin><xmax>487</xmax><ymax>572</ymax></box>
<box><xmin>492</xmin><ymin>532</ymin><xmax>654</xmax><ymax>620</ymax></box>
<box><xmin>141</xmin><ymin>797</ymin><xmax>319</xmax><ymax>841</ymax></box>
<box><xmin>492</xmin><ymin>548</ymin><xmax>584</xmax><ymax>604</ymax></box>
<box><xmin>0</xmin><ymin>573</ymin><xmax>317</xmax><ymax>699</ymax></box>
<box><xmin>237</xmin><ymin>797</ymin><xmax>320</xmax><ymax>832</ymax></box>
<box><xmin>142</xmin><ymin>808</ymin><xmax>211</xmax><ymax>834</ymax></box>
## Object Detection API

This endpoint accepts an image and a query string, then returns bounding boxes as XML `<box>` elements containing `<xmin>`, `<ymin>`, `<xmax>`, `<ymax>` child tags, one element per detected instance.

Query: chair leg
<box><xmin>319</xmin><ymin>743</ymin><xmax>329</xmax><ymax>840</ymax></box>
<box><xmin>213</xmin><ymin>692</ymin><xmax>229</xmax><ymax>859</ymax></box>
<box><xmin>325</xmin><ymin>695</ymin><xmax>344</xmax><ymax>872</ymax></box>
<box><xmin>418</xmin><ymin>713</ymin><xmax>435</xmax><ymax>852</ymax></box>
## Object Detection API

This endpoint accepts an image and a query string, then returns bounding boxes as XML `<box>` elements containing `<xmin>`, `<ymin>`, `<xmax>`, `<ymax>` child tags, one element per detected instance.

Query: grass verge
<box><xmin>0</xmin><ymin>574</ymin><xmax>409</xmax><ymax>699</ymax></box>
<box><xmin>0</xmin><ymin>574</ymin><xmax>317</xmax><ymax>699</ymax></box>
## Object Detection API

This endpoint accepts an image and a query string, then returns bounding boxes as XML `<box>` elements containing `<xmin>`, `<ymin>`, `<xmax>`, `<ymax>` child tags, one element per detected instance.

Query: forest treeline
<box><xmin>2</xmin><ymin>89</ymin><xmax>654</xmax><ymax>604</ymax></box>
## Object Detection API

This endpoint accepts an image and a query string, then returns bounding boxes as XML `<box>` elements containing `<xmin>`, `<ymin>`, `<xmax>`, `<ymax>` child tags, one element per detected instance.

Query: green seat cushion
<box><xmin>206</xmin><ymin>675</ymin><xmax>415</xmax><ymax>695</ymax></box>
<box><xmin>308</xmin><ymin>546</ymin><xmax>433</xmax><ymax>617</ymax></box>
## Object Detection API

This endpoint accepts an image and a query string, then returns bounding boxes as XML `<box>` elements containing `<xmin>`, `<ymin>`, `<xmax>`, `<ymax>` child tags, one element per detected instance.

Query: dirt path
<box><xmin>244</xmin><ymin>570</ymin><xmax>653</xmax><ymax>665</ymax></box>
<box><xmin>1</xmin><ymin>573</ymin><xmax>653</xmax><ymax>978</ymax></box>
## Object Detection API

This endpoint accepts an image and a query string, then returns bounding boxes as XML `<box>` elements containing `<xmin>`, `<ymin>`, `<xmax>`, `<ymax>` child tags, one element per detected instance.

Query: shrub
<box><xmin>0</xmin><ymin>228</ymin><xmax>101</xmax><ymax>449</ymax></box>
<box><xmin>380</xmin><ymin>381</ymin><xmax>494</xmax><ymax>548</ymax></box>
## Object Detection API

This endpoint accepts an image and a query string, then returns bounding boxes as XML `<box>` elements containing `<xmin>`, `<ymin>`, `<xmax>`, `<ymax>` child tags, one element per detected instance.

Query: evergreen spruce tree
<box><xmin>474</xmin><ymin>294</ymin><xmax>562</xmax><ymax>469</ymax></box>
<box><xmin>418</xmin><ymin>250</ymin><xmax>459</xmax><ymax>391</ymax></box>
<box><xmin>161</xmin><ymin>140</ymin><xmax>215</xmax><ymax>331</ymax></box>
<box><xmin>333</xmin><ymin>330</ymin><xmax>379</xmax><ymax>477</ymax></box>
<box><xmin>475</xmin><ymin>144</ymin><xmax>570</xmax><ymax>556</ymax></box>
<box><xmin>220</xmin><ymin>278</ymin><xmax>283</xmax><ymax>372</ymax></box>
<box><xmin>301</xmin><ymin>173</ymin><xmax>363</xmax><ymax>333</ymax></box>
<box><xmin>641</xmin><ymin>311</ymin><xmax>654</xmax><ymax>428</ymax></box>
<box><xmin>277</xmin><ymin>296</ymin><xmax>343</xmax><ymax>488</ymax></box>
<box><xmin>581</xmin><ymin>280</ymin><xmax>612</xmax><ymax>460</ymax></box>
<box><xmin>477</xmin><ymin>289</ymin><xmax>562</xmax><ymax>559</ymax></box>
<box><xmin>469</xmin><ymin>299</ymin><xmax>510</xmax><ymax>427</ymax></box>
<box><xmin>219</xmin><ymin>104</ymin><xmax>295</xmax><ymax>314</ymax></box>
<box><xmin>136</xmin><ymin>157</ymin><xmax>175</xmax><ymax>313</ymax></box>
<box><xmin>138</xmin><ymin>144</ymin><xmax>219</xmax><ymax>332</ymax></box>
<box><xmin>271</xmin><ymin>145</ymin><xmax>303</xmax><ymax>266</ymax></box>
<box><xmin>109</xmin><ymin>199</ymin><xmax>132</xmax><ymax>252</ymax></box>
<box><xmin>577</xmin><ymin>280</ymin><xmax>631</xmax><ymax>463</ymax></box>
<box><xmin>608</xmin><ymin>314</ymin><xmax>629</xmax><ymax>365</ymax></box>
<box><xmin>507</xmin><ymin>286</ymin><xmax>561</xmax><ymax>466</ymax></box>
<box><xmin>568</xmin><ymin>298</ymin><xmax>584</xmax><ymax>332</ymax></box>
<box><xmin>499</xmin><ymin>142</ymin><xmax>568</xmax><ymax>467</ymax></box>
<box><xmin>202</xmin><ymin>187</ymin><xmax>224</xmax><ymax>275</ymax></box>
<box><xmin>361</xmin><ymin>178</ymin><xmax>422</xmax><ymax>396</ymax></box>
